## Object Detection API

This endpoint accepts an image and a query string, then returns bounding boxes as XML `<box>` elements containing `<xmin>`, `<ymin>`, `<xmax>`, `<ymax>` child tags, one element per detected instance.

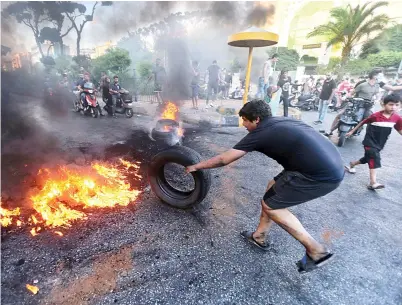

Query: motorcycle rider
<box><xmin>109</xmin><ymin>75</ymin><xmax>121</xmax><ymax>118</ymax></box>
<box><xmin>382</xmin><ymin>72</ymin><xmax>402</xmax><ymax>99</ymax></box>
<box><xmin>77</xmin><ymin>72</ymin><xmax>90</xmax><ymax>109</ymax></box>
<box><xmin>77</xmin><ymin>72</ymin><xmax>104</xmax><ymax>116</ymax></box>
<box><xmin>323</xmin><ymin>70</ymin><xmax>380</xmax><ymax>137</ymax></box>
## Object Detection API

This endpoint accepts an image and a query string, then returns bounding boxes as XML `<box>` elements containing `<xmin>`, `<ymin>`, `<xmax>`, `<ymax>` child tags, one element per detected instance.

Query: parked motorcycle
<box><xmin>73</xmin><ymin>82</ymin><xmax>100</xmax><ymax>118</ymax></box>
<box><xmin>290</xmin><ymin>92</ymin><xmax>318</xmax><ymax>111</ymax></box>
<box><xmin>337</xmin><ymin>97</ymin><xmax>373</xmax><ymax>147</ymax></box>
<box><xmin>103</xmin><ymin>88</ymin><xmax>134</xmax><ymax>118</ymax></box>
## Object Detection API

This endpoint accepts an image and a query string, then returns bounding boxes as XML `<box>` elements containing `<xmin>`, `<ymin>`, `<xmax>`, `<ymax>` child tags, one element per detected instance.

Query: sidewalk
<box><xmin>132</xmin><ymin>97</ymin><xmax>301</xmax><ymax>127</ymax></box>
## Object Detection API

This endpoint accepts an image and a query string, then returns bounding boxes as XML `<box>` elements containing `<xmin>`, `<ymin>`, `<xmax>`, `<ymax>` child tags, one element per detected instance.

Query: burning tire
<box><xmin>148</xmin><ymin>146</ymin><xmax>211</xmax><ymax>209</ymax></box>
<box><xmin>151</xmin><ymin>119</ymin><xmax>181</xmax><ymax>144</ymax></box>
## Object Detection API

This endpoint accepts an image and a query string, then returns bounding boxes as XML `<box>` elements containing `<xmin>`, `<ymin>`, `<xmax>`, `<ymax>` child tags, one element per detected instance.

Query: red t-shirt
<box><xmin>362</xmin><ymin>111</ymin><xmax>402</xmax><ymax>150</ymax></box>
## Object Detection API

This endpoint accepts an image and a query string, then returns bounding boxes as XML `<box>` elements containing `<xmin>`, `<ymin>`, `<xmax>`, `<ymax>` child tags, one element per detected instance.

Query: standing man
<box><xmin>109</xmin><ymin>75</ymin><xmax>121</xmax><ymax>118</ymax></box>
<box><xmin>206</xmin><ymin>60</ymin><xmax>220</xmax><ymax>109</ymax></box>
<box><xmin>190</xmin><ymin>60</ymin><xmax>200</xmax><ymax>109</ymax></box>
<box><xmin>150</xmin><ymin>58</ymin><xmax>166</xmax><ymax>105</ymax></box>
<box><xmin>277</xmin><ymin>70</ymin><xmax>292</xmax><ymax>117</ymax></box>
<box><xmin>224</xmin><ymin>71</ymin><xmax>233</xmax><ymax>99</ymax></box>
<box><xmin>99</xmin><ymin>71</ymin><xmax>107</xmax><ymax>95</ymax></box>
<box><xmin>314</xmin><ymin>73</ymin><xmax>337</xmax><ymax>125</ymax></box>
<box><xmin>382</xmin><ymin>72</ymin><xmax>402</xmax><ymax>99</ymax></box>
<box><xmin>258</xmin><ymin>53</ymin><xmax>279</xmax><ymax>99</ymax></box>
<box><xmin>186</xmin><ymin>100</ymin><xmax>344</xmax><ymax>273</ymax></box>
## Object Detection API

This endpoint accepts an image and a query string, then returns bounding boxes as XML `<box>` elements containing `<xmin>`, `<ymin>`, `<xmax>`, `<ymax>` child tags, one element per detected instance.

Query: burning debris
<box><xmin>1</xmin><ymin>158</ymin><xmax>142</xmax><ymax>236</ymax></box>
<box><xmin>26</xmin><ymin>284</ymin><xmax>39</xmax><ymax>295</ymax></box>
<box><xmin>151</xmin><ymin>101</ymin><xmax>185</xmax><ymax>145</ymax></box>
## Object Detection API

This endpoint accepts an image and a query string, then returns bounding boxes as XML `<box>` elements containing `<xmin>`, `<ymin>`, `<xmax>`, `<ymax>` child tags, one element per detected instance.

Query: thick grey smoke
<box><xmin>246</xmin><ymin>3</ymin><xmax>276</xmax><ymax>27</ymax></box>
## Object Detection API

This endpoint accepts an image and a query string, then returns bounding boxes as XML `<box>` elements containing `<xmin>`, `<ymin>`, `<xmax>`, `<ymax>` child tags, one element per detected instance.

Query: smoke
<box><xmin>245</xmin><ymin>3</ymin><xmax>276</xmax><ymax>27</ymax></box>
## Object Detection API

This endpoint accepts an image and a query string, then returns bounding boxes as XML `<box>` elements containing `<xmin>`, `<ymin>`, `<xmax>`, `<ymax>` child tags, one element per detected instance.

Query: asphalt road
<box><xmin>1</xmin><ymin>95</ymin><xmax>402</xmax><ymax>305</ymax></box>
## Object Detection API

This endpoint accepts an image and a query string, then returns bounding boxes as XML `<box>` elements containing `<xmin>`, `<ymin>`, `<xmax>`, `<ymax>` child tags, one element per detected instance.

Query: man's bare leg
<box><xmin>263</xmin><ymin>202</ymin><xmax>328</xmax><ymax>260</ymax></box>
<box><xmin>369</xmin><ymin>168</ymin><xmax>377</xmax><ymax>186</ymax></box>
<box><xmin>252</xmin><ymin>180</ymin><xmax>275</xmax><ymax>243</ymax></box>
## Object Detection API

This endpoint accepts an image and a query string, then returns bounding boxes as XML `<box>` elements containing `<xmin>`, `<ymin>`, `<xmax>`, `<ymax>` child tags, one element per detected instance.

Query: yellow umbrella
<box><xmin>228</xmin><ymin>27</ymin><xmax>279</xmax><ymax>105</ymax></box>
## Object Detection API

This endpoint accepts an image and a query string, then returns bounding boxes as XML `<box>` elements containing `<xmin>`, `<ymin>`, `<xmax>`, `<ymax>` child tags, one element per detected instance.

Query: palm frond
<box><xmin>359</xmin><ymin>1</ymin><xmax>388</xmax><ymax>21</ymax></box>
<box><xmin>307</xmin><ymin>23</ymin><xmax>341</xmax><ymax>39</ymax></box>
<box><xmin>353</xmin><ymin>14</ymin><xmax>390</xmax><ymax>42</ymax></box>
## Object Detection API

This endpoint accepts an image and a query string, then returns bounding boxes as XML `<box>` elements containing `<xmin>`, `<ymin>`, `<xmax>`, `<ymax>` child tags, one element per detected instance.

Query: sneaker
<box><xmin>209</xmin><ymin>103</ymin><xmax>215</xmax><ymax>108</ymax></box>
<box><xmin>344</xmin><ymin>165</ymin><xmax>356</xmax><ymax>174</ymax></box>
<box><xmin>324</xmin><ymin>131</ymin><xmax>333</xmax><ymax>137</ymax></box>
<box><xmin>313</xmin><ymin>120</ymin><xmax>322</xmax><ymax>125</ymax></box>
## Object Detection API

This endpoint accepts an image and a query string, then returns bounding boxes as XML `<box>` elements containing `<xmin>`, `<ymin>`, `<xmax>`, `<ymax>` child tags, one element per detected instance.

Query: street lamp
<box><xmin>228</xmin><ymin>26</ymin><xmax>279</xmax><ymax>105</ymax></box>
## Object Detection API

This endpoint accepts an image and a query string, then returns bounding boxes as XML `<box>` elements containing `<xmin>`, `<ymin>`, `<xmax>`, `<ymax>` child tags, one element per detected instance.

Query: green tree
<box><xmin>360</xmin><ymin>25</ymin><xmax>402</xmax><ymax>58</ymax></box>
<box><xmin>3</xmin><ymin>2</ymin><xmax>48</xmax><ymax>58</ymax></box>
<box><xmin>343</xmin><ymin>59</ymin><xmax>372</xmax><ymax>75</ymax></box>
<box><xmin>267</xmin><ymin>47</ymin><xmax>299</xmax><ymax>71</ymax></box>
<box><xmin>307</xmin><ymin>1</ymin><xmax>389</xmax><ymax>69</ymax></box>
<box><xmin>92</xmin><ymin>48</ymin><xmax>132</xmax><ymax>81</ymax></box>
<box><xmin>366</xmin><ymin>51</ymin><xmax>402</xmax><ymax>68</ymax></box>
<box><xmin>54</xmin><ymin>55</ymin><xmax>74</xmax><ymax>74</ymax></box>
<box><xmin>316</xmin><ymin>57</ymin><xmax>341</xmax><ymax>74</ymax></box>
<box><xmin>230</xmin><ymin>57</ymin><xmax>243</xmax><ymax>73</ymax></box>
<box><xmin>136</xmin><ymin>60</ymin><xmax>153</xmax><ymax>80</ymax></box>
<box><xmin>59</xmin><ymin>1</ymin><xmax>98</xmax><ymax>56</ymax></box>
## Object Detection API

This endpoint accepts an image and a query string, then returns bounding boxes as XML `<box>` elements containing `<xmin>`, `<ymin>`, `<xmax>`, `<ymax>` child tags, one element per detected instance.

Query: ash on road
<box><xmin>1</xmin><ymin>95</ymin><xmax>401</xmax><ymax>305</ymax></box>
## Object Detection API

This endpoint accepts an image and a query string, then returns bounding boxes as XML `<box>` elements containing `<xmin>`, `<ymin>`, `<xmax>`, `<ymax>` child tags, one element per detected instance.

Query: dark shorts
<box><xmin>191</xmin><ymin>84</ymin><xmax>199</xmax><ymax>98</ymax></box>
<box><xmin>263</xmin><ymin>171</ymin><xmax>341</xmax><ymax>209</ymax></box>
<box><xmin>359</xmin><ymin>146</ymin><xmax>381</xmax><ymax>169</ymax></box>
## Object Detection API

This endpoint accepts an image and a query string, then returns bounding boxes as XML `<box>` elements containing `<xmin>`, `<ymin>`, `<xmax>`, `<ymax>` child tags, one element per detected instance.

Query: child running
<box><xmin>345</xmin><ymin>93</ymin><xmax>402</xmax><ymax>189</ymax></box>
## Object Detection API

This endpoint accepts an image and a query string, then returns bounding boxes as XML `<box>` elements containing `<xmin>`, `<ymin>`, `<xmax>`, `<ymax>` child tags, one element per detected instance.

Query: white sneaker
<box><xmin>209</xmin><ymin>103</ymin><xmax>215</xmax><ymax>108</ymax></box>
<box><xmin>344</xmin><ymin>165</ymin><xmax>356</xmax><ymax>174</ymax></box>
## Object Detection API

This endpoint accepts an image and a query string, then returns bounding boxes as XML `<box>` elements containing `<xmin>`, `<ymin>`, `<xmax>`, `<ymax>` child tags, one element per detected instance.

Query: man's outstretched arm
<box><xmin>186</xmin><ymin>149</ymin><xmax>247</xmax><ymax>173</ymax></box>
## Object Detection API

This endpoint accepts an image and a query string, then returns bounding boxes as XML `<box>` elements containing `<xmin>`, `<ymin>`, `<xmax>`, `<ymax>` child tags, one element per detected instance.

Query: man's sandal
<box><xmin>296</xmin><ymin>252</ymin><xmax>334</xmax><ymax>273</ymax></box>
<box><xmin>367</xmin><ymin>184</ymin><xmax>385</xmax><ymax>190</ymax></box>
<box><xmin>240</xmin><ymin>231</ymin><xmax>270</xmax><ymax>251</ymax></box>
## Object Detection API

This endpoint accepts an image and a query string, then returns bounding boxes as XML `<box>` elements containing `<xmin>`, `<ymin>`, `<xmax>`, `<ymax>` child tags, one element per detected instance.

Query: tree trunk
<box><xmin>60</xmin><ymin>39</ymin><xmax>64</xmax><ymax>56</ymax></box>
<box><xmin>76</xmin><ymin>33</ymin><xmax>81</xmax><ymax>56</ymax></box>
<box><xmin>35</xmin><ymin>37</ymin><xmax>44</xmax><ymax>58</ymax></box>
<box><xmin>338</xmin><ymin>45</ymin><xmax>352</xmax><ymax>81</ymax></box>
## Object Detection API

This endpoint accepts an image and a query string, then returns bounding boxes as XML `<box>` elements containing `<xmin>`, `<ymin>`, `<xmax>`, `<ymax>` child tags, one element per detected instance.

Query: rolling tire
<box><xmin>125</xmin><ymin>108</ymin><xmax>133</xmax><ymax>118</ymax></box>
<box><xmin>148</xmin><ymin>146</ymin><xmax>211</xmax><ymax>209</ymax></box>
<box><xmin>338</xmin><ymin>131</ymin><xmax>347</xmax><ymax>147</ymax></box>
<box><xmin>91</xmin><ymin>107</ymin><xmax>98</xmax><ymax>118</ymax></box>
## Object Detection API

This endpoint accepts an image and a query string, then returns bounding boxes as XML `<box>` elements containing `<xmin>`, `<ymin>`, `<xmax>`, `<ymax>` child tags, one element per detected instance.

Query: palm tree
<box><xmin>307</xmin><ymin>1</ymin><xmax>390</xmax><ymax>69</ymax></box>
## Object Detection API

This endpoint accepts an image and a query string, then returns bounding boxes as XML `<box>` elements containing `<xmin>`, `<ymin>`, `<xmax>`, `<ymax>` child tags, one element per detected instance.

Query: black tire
<box><xmin>148</xmin><ymin>146</ymin><xmax>211</xmax><ymax>209</ymax></box>
<box><xmin>125</xmin><ymin>108</ymin><xmax>133</xmax><ymax>118</ymax></box>
<box><xmin>338</xmin><ymin>131</ymin><xmax>347</xmax><ymax>147</ymax></box>
<box><xmin>73</xmin><ymin>100</ymin><xmax>80</xmax><ymax>112</ymax></box>
<box><xmin>91</xmin><ymin>107</ymin><xmax>98</xmax><ymax>118</ymax></box>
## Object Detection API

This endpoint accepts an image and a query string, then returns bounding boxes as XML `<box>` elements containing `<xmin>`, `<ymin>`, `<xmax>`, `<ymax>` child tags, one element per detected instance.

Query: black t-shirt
<box><xmin>208</xmin><ymin>65</ymin><xmax>220</xmax><ymax>84</ymax></box>
<box><xmin>233</xmin><ymin>117</ymin><xmax>344</xmax><ymax>182</ymax></box>
<box><xmin>319</xmin><ymin>79</ymin><xmax>336</xmax><ymax>100</ymax></box>
<box><xmin>277</xmin><ymin>76</ymin><xmax>292</xmax><ymax>97</ymax></box>
<box><xmin>362</xmin><ymin>111</ymin><xmax>402</xmax><ymax>150</ymax></box>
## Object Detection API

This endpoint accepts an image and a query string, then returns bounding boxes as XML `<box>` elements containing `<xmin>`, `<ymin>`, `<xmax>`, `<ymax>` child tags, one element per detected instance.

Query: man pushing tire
<box><xmin>186</xmin><ymin>99</ymin><xmax>345</xmax><ymax>273</ymax></box>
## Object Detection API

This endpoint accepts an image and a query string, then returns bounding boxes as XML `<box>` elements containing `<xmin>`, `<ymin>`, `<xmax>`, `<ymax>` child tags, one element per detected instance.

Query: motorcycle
<box><xmin>329</xmin><ymin>91</ymin><xmax>348</xmax><ymax>112</ymax></box>
<box><xmin>103</xmin><ymin>88</ymin><xmax>134</xmax><ymax>118</ymax></box>
<box><xmin>73</xmin><ymin>82</ymin><xmax>100</xmax><ymax>118</ymax></box>
<box><xmin>337</xmin><ymin>97</ymin><xmax>373</xmax><ymax>147</ymax></box>
<box><xmin>290</xmin><ymin>91</ymin><xmax>318</xmax><ymax>111</ymax></box>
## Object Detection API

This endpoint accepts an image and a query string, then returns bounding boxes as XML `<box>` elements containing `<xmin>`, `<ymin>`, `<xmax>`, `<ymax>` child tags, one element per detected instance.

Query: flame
<box><xmin>1</xmin><ymin>159</ymin><xmax>142</xmax><ymax>236</ymax></box>
<box><xmin>0</xmin><ymin>207</ymin><xmax>21</xmax><ymax>227</ymax></box>
<box><xmin>161</xmin><ymin>101</ymin><xmax>179</xmax><ymax>121</ymax></box>
<box><xmin>26</xmin><ymin>284</ymin><xmax>39</xmax><ymax>294</ymax></box>
<box><xmin>177</xmin><ymin>128</ymin><xmax>184</xmax><ymax>137</ymax></box>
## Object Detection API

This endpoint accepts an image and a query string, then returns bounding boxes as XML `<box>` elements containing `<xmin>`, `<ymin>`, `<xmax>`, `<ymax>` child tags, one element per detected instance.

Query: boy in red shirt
<box><xmin>345</xmin><ymin>93</ymin><xmax>402</xmax><ymax>189</ymax></box>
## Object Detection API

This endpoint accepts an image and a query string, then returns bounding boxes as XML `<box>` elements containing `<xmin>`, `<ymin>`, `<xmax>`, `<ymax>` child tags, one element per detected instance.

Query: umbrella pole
<box><xmin>243</xmin><ymin>47</ymin><xmax>254</xmax><ymax>105</ymax></box>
